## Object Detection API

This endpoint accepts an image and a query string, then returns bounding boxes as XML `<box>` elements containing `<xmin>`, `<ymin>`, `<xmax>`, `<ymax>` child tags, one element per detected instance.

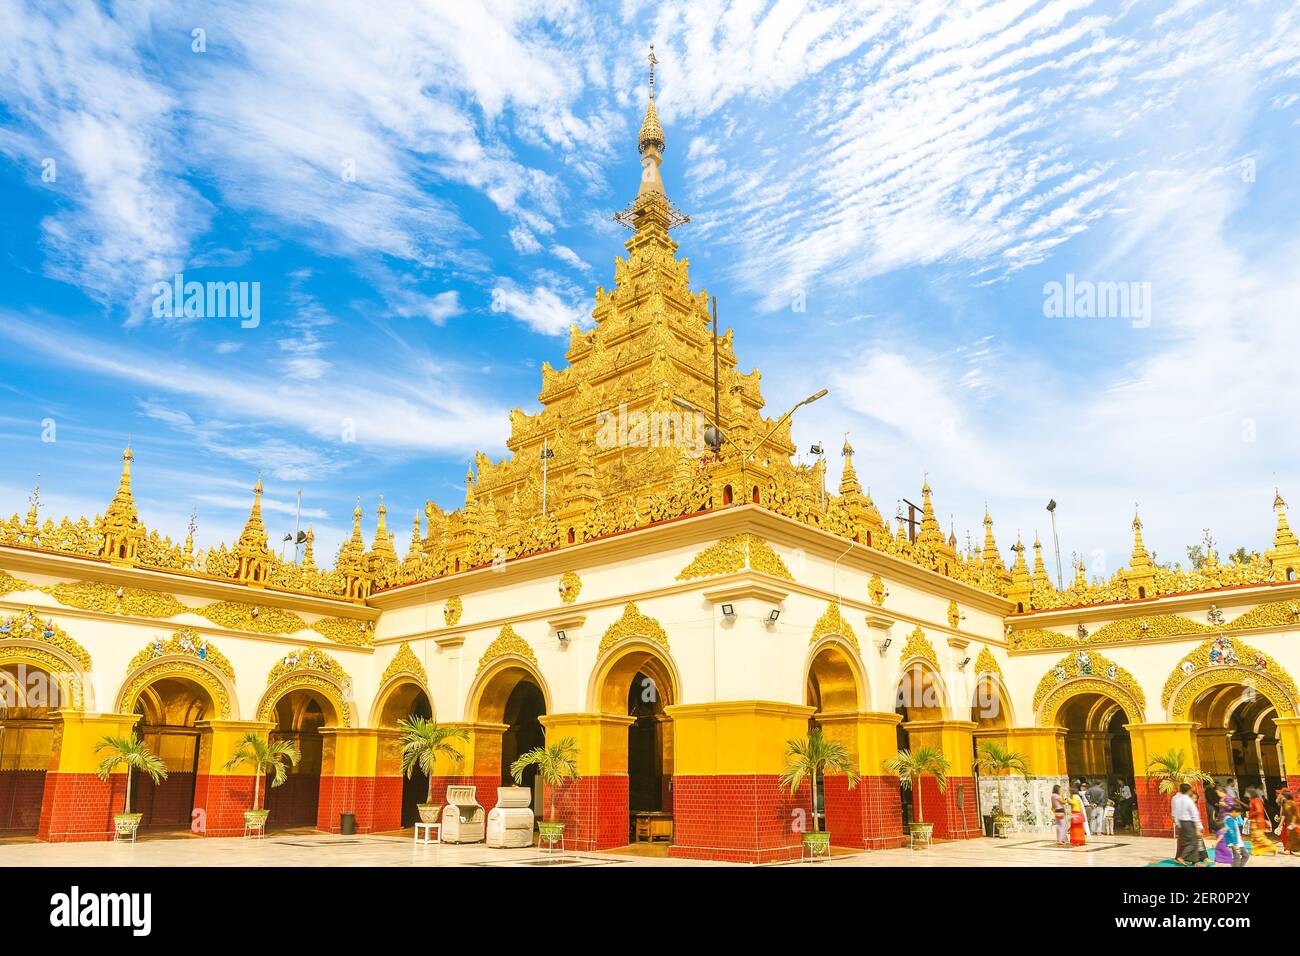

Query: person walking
<box><xmin>1087</xmin><ymin>780</ymin><xmax>1106</xmax><ymax>836</ymax></box>
<box><xmin>1172</xmin><ymin>782</ymin><xmax>1202</xmax><ymax>866</ymax></box>
<box><xmin>1069</xmin><ymin>786</ymin><xmax>1087</xmax><ymax>846</ymax></box>
<box><xmin>1051</xmin><ymin>784</ymin><xmax>1069</xmax><ymax>846</ymax></box>
<box><xmin>1117</xmin><ymin>779</ymin><xmax>1134</xmax><ymax>830</ymax></box>
<box><xmin>1223</xmin><ymin>805</ymin><xmax>1248</xmax><ymax>867</ymax></box>
<box><xmin>1280</xmin><ymin>790</ymin><xmax>1300</xmax><ymax>855</ymax></box>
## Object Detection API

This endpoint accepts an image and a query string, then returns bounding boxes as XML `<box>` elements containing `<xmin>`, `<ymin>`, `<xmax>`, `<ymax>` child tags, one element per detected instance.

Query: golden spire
<box><xmin>838</xmin><ymin>439</ymin><xmax>861</xmax><ymax>495</ymax></box>
<box><xmin>1031</xmin><ymin>533</ymin><xmax>1051</xmax><ymax>589</ymax></box>
<box><xmin>100</xmin><ymin>444</ymin><xmax>144</xmax><ymax>565</ymax></box>
<box><xmin>1266</xmin><ymin>488</ymin><xmax>1300</xmax><ymax>579</ymax></box>
<box><xmin>301</xmin><ymin>526</ymin><xmax>317</xmax><ymax>573</ymax></box>
<box><xmin>234</xmin><ymin>477</ymin><xmax>273</xmax><ymax>586</ymax></box>
<box><xmin>338</xmin><ymin>499</ymin><xmax>372</xmax><ymax>602</ymax></box>
<box><xmin>1007</xmin><ymin>533</ymin><xmax>1032</xmax><ymax>608</ymax></box>
<box><xmin>635</xmin><ymin>43</ymin><xmax>668</xmax><ymax>201</ymax></box>
<box><xmin>370</xmin><ymin>496</ymin><xmax>398</xmax><ymax>568</ymax></box>
<box><xmin>981</xmin><ymin>507</ymin><xmax>1006</xmax><ymax>574</ymax></box>
<box><xmin>1125</xmin><ymin>505</ymin><xmax>1156</xmax><ymax>599</ymax></box>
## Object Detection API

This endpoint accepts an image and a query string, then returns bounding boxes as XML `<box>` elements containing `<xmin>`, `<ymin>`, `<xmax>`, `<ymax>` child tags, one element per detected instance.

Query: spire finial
<box><xmin>648</xmin><ymin>43</ymin><xmax>657</xmax><ymax>99</ymax></box>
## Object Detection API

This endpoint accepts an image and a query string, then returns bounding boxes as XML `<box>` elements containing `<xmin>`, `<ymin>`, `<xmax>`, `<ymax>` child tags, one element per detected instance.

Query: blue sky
<box><xmin>1</xmin><ymin>0</ymin><xmax>1298</xmax><ymax>579</ymax></box>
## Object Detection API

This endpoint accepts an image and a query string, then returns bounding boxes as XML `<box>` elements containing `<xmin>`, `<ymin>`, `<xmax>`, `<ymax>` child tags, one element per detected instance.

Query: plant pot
<box><xmin>991</xmin><ymin>813</ymin><xmax>1013</xmax><ymax>838</ymax></box>
<box><xmin>417</xmin><ymin>804</ymin><xmax>441</xmax><ymax>825</ymax></box>
<box><xmin>113</xmin><ymin>812</ymin><xmax>143</xmax><ymax>837</ymax></box>
<box><xmin>537</xmin><ymin>821</ymin><xmax>566</xmax><ymax>842</ymax></box>
<box><xmin>908</xmin><ymin>821</ymin><xmax>934</xmax><ymax>848</ymax></box>
<box><xmin>244</xmin><ymin>809</ymin><xmax>270</xmax><ymax>828</ymax></box>
<box><xmin>802</xmin><ymin>831</ymin><xmax>831</xmax><ymax>855</ymax></box>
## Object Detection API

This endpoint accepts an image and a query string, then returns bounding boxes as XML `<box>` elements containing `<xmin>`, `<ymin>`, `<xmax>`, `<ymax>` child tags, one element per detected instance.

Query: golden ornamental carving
<box><xmin>1033</xmin><ymin>649</ymin><xmax>1146</xmax><ymax>724</ymax></box>
<box><xmin>900</xmin><ymin>625</ymin><xmax>938</xmax><ymax>669</ymax></box>
<box><xmin>198</xmin><ymin>601</ymin><xmax>308</xmax><ymax>635</ymax></box>
<box><xmin>381</xmin><ymin>641</ymin><xmax>427</xmax><ymax>686</ymax></box>
<box><xmin>809</xmin><ymin>601</ymin><xmax>859</xmax><ymax>654</ymax></box>
<box><xmin>258</xmin><ymin>647</ymin><xmax>353</xmax><ymax>725</ymax></box>
<box><xmin>676</xmin><ymin>534</ymin><xmax>793</xmax><ymax>581</ymax></box>
<box><xmin>975</xmin><ymin>646</ymin><xmax>1003</xmax><ymax>680</ymax></box>
<box><xmin>0</xmin><ymin>643</ymin><xmax>86</xmax><ymax>708</ymax></box>
<box><xmin>868</xmin><ymin>573</ymin><xmax>885</xmax><ymax>606</ymax></box>
<box><xmin>118</xmin><ymin>654</ymin><xmax>233</xmax><ymax>719</ymax></box>
<box><xmin>478</xmin><ymin>624</ymin><xmax>538</xmax><ymax>672</ymax></box>
<box><xmin>127</xmin><ymin>628</ymin><xmax>235</xmax><ymax>680</ymax></box>
<box><xmin>0</xmin><ymin>607</ymin><xmax>92</xmax><ymax>670</ymax></box>
<box><xmin>43</xmin><ymin>580</ymin><xmax>189</xmax><ymax>618</ymax></box>
<box><xmin>1225</xmin><ymin>599</ymin><xmax>1300</xmax><ymax>630</ymax></box>
<box><xmin>1038</xmin><ymin>677</ymin><xmax>1145</xmax><ymax>729</ymax></box>
<box><xmin>444</xmin><ymin>596</ymin><xmax>463</xmax><ymax>627</ymax></box>
<box><xmin>946</xmin><ymin>600</ymin><xmax>961</xmax><ymax>629</ymax></box>
<box><xmin>598</xmin><ymin>602</ymin><xmax>670</xmax><ymax>655</ymax></box>
<box><xmin>0</xmin><ymin>570</ymin><xmax>32</xmax><ymax>596</ymax></box>
<box><xmin>309</xmin><ymin>616</ymin><xmax>373</xmax><ymax>647</ymax></box>
<box><xmin>257</xmin><ymin>672</ymin><xmax>351</xmax><ymax>726</ymax></box>
<box><xmin>1161</xmin><ymin>634</ymin><xmax>1298</xmax><ymax>720</ymax></box>
<box><xmin>558</xmin><ymin>571</ymin><xmax>582</xmax><ymax>604</ymax></box>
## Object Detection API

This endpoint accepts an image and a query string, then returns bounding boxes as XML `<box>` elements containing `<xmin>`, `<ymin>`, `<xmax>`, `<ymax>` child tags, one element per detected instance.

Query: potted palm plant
<box><xmin>884</xmin><ymin>747</ymin><xmax>950</xmax><ymax>848</ymax></box>
<box><xmin>397</xmin><ymin>716</ymin><xmax>468</xmax><ymax>824</ymax></box>
<box><xmin>973</xmin><ymin>741</ymin><xmax>1030</xmax><ymax>837</ymax></box>
<box><xmin>224</xmin><ymin>732</ymin><xmax>301</xmax><ymax>830</ymax></box>
<box><xmin>95</xmin><ymin>734</ymin><xmax>167</xmax><ymax>839</ymax></box>
<box><xmin>510</xmin><ymin>736</ymin><xmax>580</xmax><ymax>844</ymax></box>
<box><xmin>1146</xmin><ymin>748</ymin><xmax>1212</xmax><ymax>833</ymax></box>
<box><xmin>779</xmin><ymin>729</ymin><xmax>859</xmax><ymax>856</ymax></box>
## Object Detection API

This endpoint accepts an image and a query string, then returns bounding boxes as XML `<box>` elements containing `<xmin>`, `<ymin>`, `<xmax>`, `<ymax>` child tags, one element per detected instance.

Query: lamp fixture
<box><xmin>959</xmin><ymin>656</ymin><xmax>971</xmax><ymax>669</ymax></box>
<box><xmin>721</xmin><ymin>604</ymin><xmax>736</xmax><ymax>618</ymax></box>
<box><xmin>875</xmin><ymin>636</ymin><xmax>892</xmax><ymax>656</ymax></box>
<box><xmin>810</xmin><ymin>443</ymin><xmax>824</xmax><ymax>456</ymax></box>
<box><xmin>767</xmin><ymin>609</ymin><xmax>781</xmax><ymax>624</ymax></box>
<box><xmin>556</xmin><ymin>630</ymin><xmax>568</xmax><ymax>645</ymax></box>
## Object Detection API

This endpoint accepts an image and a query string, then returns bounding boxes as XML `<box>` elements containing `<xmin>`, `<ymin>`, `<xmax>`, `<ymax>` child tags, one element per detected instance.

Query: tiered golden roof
<box><xmin>0</xmin><ymin>49</ymin><xmax>1294</xmax><ymax>612</ymax></box>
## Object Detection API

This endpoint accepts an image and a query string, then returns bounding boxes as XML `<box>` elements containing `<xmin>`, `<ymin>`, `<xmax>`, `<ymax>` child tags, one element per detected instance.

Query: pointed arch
<box><xmin>1035</xmin><ymin>650</ymin><xmax>1145</xmax><ymax>727</ymax></box>
<box><xmin>1162</xmin><ymin>635</ymin><xmax>1298</xmax><ymax>721</ymax></box>
<box><xmin>805</xmin><ymin>635</ymin><xmax>869</xmax><ymax>713</ymax></box>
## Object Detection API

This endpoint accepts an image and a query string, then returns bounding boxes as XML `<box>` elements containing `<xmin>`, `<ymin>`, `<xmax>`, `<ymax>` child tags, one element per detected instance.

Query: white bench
<box><xmin>414</xmin><ymin>821</ymin><xmax>440</xmax><ymax>845</ymax></box>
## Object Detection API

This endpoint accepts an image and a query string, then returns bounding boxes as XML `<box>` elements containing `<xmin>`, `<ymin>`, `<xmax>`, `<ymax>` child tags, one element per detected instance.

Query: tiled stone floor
<box><xmin>1</xmin><ymin>830</ymin><xmax>1297</xmax><ymax>867</ymax></box>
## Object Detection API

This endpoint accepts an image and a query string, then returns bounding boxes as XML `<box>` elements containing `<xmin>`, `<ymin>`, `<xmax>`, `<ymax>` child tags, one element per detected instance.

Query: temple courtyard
<box><xmin>1</xmin><ymin>831</ymin><xmax>1294</xmax><ymax>867</ymax></box>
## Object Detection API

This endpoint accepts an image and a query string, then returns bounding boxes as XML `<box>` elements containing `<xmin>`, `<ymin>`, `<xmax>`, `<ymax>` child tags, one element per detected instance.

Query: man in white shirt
<box><xmin>1171</xmin><ymin>783</ymin><xmax>1202</xmax><ymax>865</ymax></box>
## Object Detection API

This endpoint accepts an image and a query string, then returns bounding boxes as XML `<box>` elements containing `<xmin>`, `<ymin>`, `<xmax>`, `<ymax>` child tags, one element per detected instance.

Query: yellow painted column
<box><xmin>539</xmin><ymin>713</ymin><xmax>634</xmax><ymax>777</ymax></box>
<box><xmin>815</xmin><ymin>711</ymin><xmax>906</xmax><ymax>849</ymax></box>
<box><xmin>536</xmin><ymin>713</ymin><xmax>635</xmax><ymax>849</ymax></box>
<box><xmin>192</xmin><ymin>719</ymin><xmax>275</xmax><ymax>836</ymax></box>
<box><xmin>1005</xmin><ymin>726</ymin><xmax>1067</xmax><ymax>777</ymax></box>
<box><xmin>1126</xmin><ymin>722</ymin><xmax>1202</xmax><ymax>834</ymax></box>
<box><xmin>1274</xmin><ymin>717</ymin><xmax>1300</xmax><ymax>784</ymax></box>
<box><xmin>319</xmin><ymin>727</ymin><xmax>382</xmax><ymax>832</ymax></box>
<box><xmin>901</xmin><ymin>719</ymin><xmax>981</xmax><ymax>838</ymax></box>
<box><xmin>663</xmin><ymin>701</ymin><xmax>815</xmax><ymax>862</ymax></box>
<box><xmin>39</xmin><ymin>711</ymin><xmax>140</xmax><ymax>842</ymax></box>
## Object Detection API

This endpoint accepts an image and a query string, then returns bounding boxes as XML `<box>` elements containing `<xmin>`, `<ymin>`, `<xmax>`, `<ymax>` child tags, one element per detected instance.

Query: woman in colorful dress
<box><xmin>1051</xmin><ymin>785</ymin><xmax>1069</xmax><ymax>846</ymax></box>
<box><xmin>1069</xmin><ymin>787</ymin><xmax>1087</xmax><ymax>846</ymax></box>
<box><xmin>1280</xmin><ymin>790</ymin><xmax>1300</xmax><ymax>854</ymax></box>
<box><xmin>1247</xmin><ymin>788</ymin><xmax>1279</xmax><ymax>855</ymax></box>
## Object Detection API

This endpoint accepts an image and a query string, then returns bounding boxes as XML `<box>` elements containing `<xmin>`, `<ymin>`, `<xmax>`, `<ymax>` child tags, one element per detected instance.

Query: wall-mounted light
<box><xmin>556</xmin><ymin>630</ymin><xmax>568</xmax><ymax>645</ymax></box>
<box><xmin>721</xmin><ymin>604</ymin><xmax>736</xmax><ymax>618</ymax></box>
<box><xmin>810</xmin><ymin>443</ymin><xmax>824</xmax><ymax>456</ymax></box>
<box><xmin>767</xmin><ymin>609</ymin><xmax>781</xmax><ymax>624</ymax></box>
<box><xmin>959</xmin><ymin>656</ymin><xmax>971</xmax><ymax>669</ymax></box>
<box><xmin>875</xmin><ymin>636</ymin><xmax>892</xmax><ymax>656</ymax></box>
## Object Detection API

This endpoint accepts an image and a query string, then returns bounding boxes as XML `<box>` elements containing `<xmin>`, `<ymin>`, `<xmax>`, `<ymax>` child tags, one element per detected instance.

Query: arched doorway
<box><xmin>893</xmin><ymin>662</ymin><xmax>947</xmax><ymax>829</ymax></box>
<box><xmin>266</xmin><ymin>689</ymin><xmax>337</xmax><ymax>828</ymax></box>
<box><xmin>473</xmin><ymin>664</ymin><xmax>547</xmax><ymax>814</ymax></box>
<box><xmin>376</xmin><ymin>681</ymin><xmax>433</xmax><ymax>828</ymax></box>
<box><xmin>595</xmin><ymin>645</ymin><xmax>677</xmax><ymax>846</ymax></box>
<box><xmin>1058</xmin><ymin>692</ymin><xmax>1136</xmax><ymax>832</ymax></box>
<box><xmin>131</xmin><ymin>676</ymin><xmax>214</xmax><ymax>832</ymax></box>
<box><xmin>806</xmin><ymin>641</ymin><xmax>862</xmax><ymax>834</ymax></box>
<box><xmin>1189</xmin><ymin>684</ymin><xmax>1283</xmax><ymax>810</ymax></box>
<box><xmin>0</xmin><ymin>661</ymin><xmax>59</xmax><ymax>835</ymax></box>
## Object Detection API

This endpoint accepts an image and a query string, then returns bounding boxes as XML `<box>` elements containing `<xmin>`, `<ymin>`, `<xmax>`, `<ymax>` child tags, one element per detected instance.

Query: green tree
<box><xmin>972</xmin><ymin>741</ymin><xmax>1030</xmax><ymax>816</ymax></box>
<box><xmin>224</xmin><ymin>733</ymin><xmax>301</xmax><ymax>811</ymax></box>
<box><xmin>1146</xmin><ymin>748</ymin><xmax>1212</xmax><ymax>796</ymax></box>
<box><xmin>95</xmin><ymin>734</ymin><xmax>167</xmax><ymax>816</ymax></box>
<box><xmin>510</xmin><ymin>737</ymin><xmax>580</xmax><ymax>823</ymax></box>
<box><xmin>779</xmin><ymin>729</ymin><xmax>859</xmax><ymax>834</ymax></box>
<box><xmin>883</xmin><ymin>747</ymin><xmax>950</xmax><ymax>825</ymax></box>
<box><xmin>396</xmin><ymin>716</ymin><xmax>468</xmax><ymax>803</ymax></box>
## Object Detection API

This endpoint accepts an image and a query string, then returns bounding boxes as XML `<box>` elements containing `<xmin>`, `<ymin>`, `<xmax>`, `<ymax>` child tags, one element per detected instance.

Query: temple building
<box><xmin>1</xmin><ymin>53</ymin><xmax>1298</xmax><ymax>861</ymax></box>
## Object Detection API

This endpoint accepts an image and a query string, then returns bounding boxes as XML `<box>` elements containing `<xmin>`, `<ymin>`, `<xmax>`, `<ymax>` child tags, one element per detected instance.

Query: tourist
<box><xmin>1247</xmin><ymin>788</ymin><xmax>1279</xmax><ymax>855</ymax></box>
<box><xmin>1069</xmin><ymin>786</ymin><xmax>1087</xmax><ymax>846</ymax></box>
<box><xmin>1204</xmin><ymin>780</ymin><xmax>1220</xmax><ymax>822</ymax></box>
<box><xmin>1051</xmin><ymin>785</ymin><xmax>1069</xmax><ymax>845</ymax></box>
<box><xmin>1117</xmin><ymin>779</ymin><xmax>1134</xmax><ymax>830</ymax></box>
<box><xmin>1280</xmin><ymin>790</ymin><xmax>1300</xmax><ymax>854</ymax></box>
<box><xmin>1103</xmin><ymin>800</ymin><xmax>1116</xmax><ymax>835</ymax></box>
<box><xmin>1223</xmin><ymin>805</ymin><xmax>1248</xmax><ymax>867</ymax></box>
<box><xmin>1171</xmin><ymin>782</ymin><xmax>1202</xmax><ymax>866</ymax></box>
<box><xmin>1087</xmin><ymin>779</ymin><xmax>1105</xmax><ymax>835</ymax></box>
<box><xmin>1223</xmin><ymin>777</ymin><xmax>1239</xmax><ymax>811</ymax></box>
